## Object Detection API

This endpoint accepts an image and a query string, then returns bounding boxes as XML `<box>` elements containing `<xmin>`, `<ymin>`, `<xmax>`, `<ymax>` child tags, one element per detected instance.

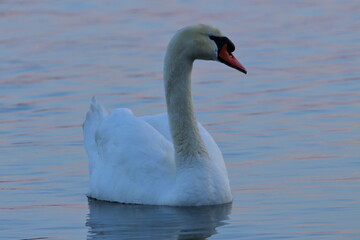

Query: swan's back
<box><xmin>84</xmin><ymin>99</ymin><xmax>176</xmax><ymax>204</ymax></box>
<box><xmin>83</xmin><ymin>99</ymin><xmax>231</xmax><ymax>205</ymax></box>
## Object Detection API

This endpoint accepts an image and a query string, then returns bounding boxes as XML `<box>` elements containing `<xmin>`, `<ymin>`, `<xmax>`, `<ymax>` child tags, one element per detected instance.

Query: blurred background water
<box><xmin>0</xmin><ymin>0</ymin><xmax>359</xmax><ymax>239</ymax></box>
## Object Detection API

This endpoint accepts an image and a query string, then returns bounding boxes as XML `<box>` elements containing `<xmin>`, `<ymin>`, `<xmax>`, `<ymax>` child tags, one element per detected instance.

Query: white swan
<box><xmin>83</xmin><ymin>24</ymin><xmax>247</xmax><ymax>206</ymax></box>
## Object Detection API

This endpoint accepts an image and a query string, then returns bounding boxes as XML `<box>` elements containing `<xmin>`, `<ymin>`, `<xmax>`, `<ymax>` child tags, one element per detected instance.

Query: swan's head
<box><xmin>168</xmin><ymin>24</ymin><xmax>247</xmax><ymax>74</ymax></box>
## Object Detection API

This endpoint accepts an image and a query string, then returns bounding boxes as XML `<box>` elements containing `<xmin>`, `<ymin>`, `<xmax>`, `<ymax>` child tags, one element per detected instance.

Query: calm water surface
<box><xmin>1</xmin><ymin>0</ymin><xmax>359</xmax><ymax>239</ymax></box>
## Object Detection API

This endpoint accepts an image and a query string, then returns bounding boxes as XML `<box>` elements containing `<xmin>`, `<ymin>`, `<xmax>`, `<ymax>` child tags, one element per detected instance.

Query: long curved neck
<box><xmin>164</xmin><ymin>49</ymin><xmax>208</xmax><ymax>165</ymax></box>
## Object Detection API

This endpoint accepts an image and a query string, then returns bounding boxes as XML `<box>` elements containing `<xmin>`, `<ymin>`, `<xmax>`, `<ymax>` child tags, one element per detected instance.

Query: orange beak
<box><xmin>218</xmin><ymin>44</ymin><xmax>247</xmax><ymax>74</ymax></box>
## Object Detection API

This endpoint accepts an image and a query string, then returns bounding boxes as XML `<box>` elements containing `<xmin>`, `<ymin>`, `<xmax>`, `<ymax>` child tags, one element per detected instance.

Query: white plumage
<box><xmin>83</xmin><ymin>24</ymin><xmax>247</xmax><ymax>206</ymax></box>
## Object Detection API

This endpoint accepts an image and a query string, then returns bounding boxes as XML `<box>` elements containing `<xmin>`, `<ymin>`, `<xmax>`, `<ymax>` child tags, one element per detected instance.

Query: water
<box><xmin>0</xmin><ymin>0</ymin><xmax>359</xmax><ymax>239</ymax></box>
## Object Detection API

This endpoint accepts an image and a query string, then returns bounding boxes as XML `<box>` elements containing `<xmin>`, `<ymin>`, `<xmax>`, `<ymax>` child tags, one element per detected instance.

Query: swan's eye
<box><xmin>209</xmin><ymin>35</ymin><xmax>235</xmax><ymax>53</ymax></box>
<box><xmin>209</xmin><ymin>35</ymin><xmax>217</xmax><ymax>41</ymax></box>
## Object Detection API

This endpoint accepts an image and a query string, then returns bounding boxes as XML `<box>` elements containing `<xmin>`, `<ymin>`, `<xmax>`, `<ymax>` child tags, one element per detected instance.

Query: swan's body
<box><xmin>83</xmin><ymin>24</ymin><xmax>247</xmax><ymax>206</ymax></box>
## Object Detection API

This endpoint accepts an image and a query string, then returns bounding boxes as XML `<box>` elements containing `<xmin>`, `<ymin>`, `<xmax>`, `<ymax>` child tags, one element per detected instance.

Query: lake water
<box><xmin>1</xmin><ymin>0</ymin><xmax>359</xmax><ymax>239</ymax></box>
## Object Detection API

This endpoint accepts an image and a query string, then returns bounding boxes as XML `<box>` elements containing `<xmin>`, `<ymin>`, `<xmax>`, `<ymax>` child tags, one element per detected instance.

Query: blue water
<box><xmin>1</xmin><ymin>0</ymin><xmax>359</xmax><ymax>239</ymax></box>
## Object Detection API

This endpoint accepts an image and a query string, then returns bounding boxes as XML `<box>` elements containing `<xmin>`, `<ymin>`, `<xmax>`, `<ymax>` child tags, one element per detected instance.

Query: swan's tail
<box><xmin>83</xmin><ymin>97</ymin><xmax>108</xmax><ymax>171</ymax></box>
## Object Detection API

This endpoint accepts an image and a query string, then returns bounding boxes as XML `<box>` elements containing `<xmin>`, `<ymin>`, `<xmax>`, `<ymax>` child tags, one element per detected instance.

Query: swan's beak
<box><xmin>218</xmin><ymin>44</ymin><xmax>247</xmax><ymax>74</ymax></box>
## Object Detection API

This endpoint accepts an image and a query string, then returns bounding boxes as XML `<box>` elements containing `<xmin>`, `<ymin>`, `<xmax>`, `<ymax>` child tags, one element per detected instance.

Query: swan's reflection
<box><xmin>86</xmin><ymin>198</ymin><xmax>232</xmax><ymax>240</ymax></box>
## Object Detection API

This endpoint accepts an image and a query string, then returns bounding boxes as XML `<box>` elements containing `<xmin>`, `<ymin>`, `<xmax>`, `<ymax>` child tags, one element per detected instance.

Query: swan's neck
<box><xmin>164</xmin><ymin>52</ymin><xmax>208</xmax><ymax>166</ymax></box>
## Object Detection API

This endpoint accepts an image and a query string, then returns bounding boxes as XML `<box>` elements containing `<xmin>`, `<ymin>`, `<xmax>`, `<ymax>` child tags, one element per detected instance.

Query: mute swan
<box><xmin>83</xmin><ymin>24</ymin><xmax>247</xmax><ymax>206</ymax></box>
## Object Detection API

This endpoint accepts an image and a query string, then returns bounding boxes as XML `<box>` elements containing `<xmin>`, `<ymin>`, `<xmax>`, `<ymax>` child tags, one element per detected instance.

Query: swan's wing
<box><xmin>83</xmin><ymin>100</ymin><xmax>175</xmax><ymax>203</ymax></box>
<box><xmin>141</xmin><ymin>113</ymin><xmax>172</xmax><ymax>142</ymax></box>
<box><xmin>83</xmin><ymin>97</ymin><xmax>108</xmax><ymax>173</ymax></box>
<box><xmin>198</xmin><ymin>123</ymin><xmax>224</xmax><ymax>162</ymax></box>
